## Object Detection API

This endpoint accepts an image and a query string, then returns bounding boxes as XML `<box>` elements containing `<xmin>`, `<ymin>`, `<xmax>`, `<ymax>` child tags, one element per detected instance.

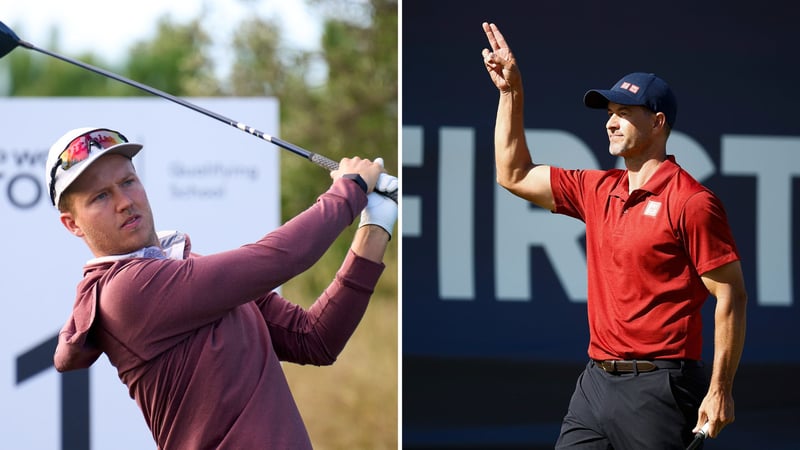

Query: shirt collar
<box><xmin>87</xmin><ymin>230</ymin><xmax>186</xmax><ymax>264</ymax></box>
<box><xmin>610</xmin><ymin>155</ymin><xmax>680</xmax><ymax>199</ymax></box>
<box><xmin>640</xmin><ymin>155</ymin><xmax>679</xmax><ymax>196</ymax></box>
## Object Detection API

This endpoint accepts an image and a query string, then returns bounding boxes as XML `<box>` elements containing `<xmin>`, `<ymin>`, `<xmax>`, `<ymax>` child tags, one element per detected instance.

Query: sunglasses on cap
<box><xmin>48</xmin><ymin>128</ymin><xmax>130</xmax><ymax>205</ymax></box>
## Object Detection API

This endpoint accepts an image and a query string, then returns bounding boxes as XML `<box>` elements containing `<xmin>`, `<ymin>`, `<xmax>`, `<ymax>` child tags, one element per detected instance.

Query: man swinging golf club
<box><xmin>49</xmin><ymin>126</ymin><xmax>397</xmax><ymax>449</ymax></box>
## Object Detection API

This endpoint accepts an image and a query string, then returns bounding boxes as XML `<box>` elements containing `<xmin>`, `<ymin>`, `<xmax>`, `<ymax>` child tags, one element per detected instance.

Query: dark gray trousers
<box><xmin>555</xmin><ymin>360</ymin><xmax>708</xmax><ymax>450</ymax></box>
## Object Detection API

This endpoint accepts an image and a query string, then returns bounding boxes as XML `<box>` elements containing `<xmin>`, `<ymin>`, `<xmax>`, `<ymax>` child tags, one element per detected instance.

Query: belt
<box><xmin>593</xmin><ymin>359</ymin><xmax>700</xmax><ymax>374</ymax></box>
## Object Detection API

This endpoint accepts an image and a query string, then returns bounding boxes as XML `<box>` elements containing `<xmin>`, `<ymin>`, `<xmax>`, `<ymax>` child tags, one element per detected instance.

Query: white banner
<box><xmin>0</xmin><ymin>98</ymin><xmax>281</xmax><ymax>449</ymax></box>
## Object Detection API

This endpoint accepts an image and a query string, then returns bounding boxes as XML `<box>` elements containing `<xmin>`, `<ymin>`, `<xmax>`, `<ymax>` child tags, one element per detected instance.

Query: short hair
<box><xmin>57</xmin><ymin>188</ymin><xmax>75</xmax><ymax>213</ymax></box>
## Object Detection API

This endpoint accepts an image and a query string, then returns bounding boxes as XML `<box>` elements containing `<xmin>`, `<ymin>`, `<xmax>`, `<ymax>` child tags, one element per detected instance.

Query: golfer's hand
<box><xmin>332</xmin><ymin>157</ymin><xmax>383</xmax><ymax>193</ymax></box>
<box><xmin>373</xmin><ymin>157</ymin><xmax>398</xmax><ymax>194</ymax></box>
<box><xmin>694</xmin><ymin>389</ymin><xmax>735</xmax><ymax>438</ymax></box>
<box><xmin>481</xmin><ymin>22</ymin><xmax>521</xmax><ymax>93</ymax></box>
<box><xmin>359</xmin><ymin>160</ymin><xmax>398</xmax><ymax>238</ymax></box>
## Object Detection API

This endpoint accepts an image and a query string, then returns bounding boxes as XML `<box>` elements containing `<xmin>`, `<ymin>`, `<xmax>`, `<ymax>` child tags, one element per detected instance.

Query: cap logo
<box><xmin>585</xmin><ymin>73</ymin><xmax>676</xmax><ymax>127</ymax></box>
<box><xmin>620</xmin><ymin>82</ymin><xmax>640</xmax><ymax>94</ymax></box>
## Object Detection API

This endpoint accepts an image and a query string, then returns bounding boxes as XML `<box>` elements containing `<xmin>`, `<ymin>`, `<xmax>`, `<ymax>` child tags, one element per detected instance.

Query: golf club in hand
<box><xmin>687</xmin><ymin>422</ymin><xmax>710</xmax><ymax>450</ymax></box>
<box><xmin>0</xmin><ymin>20</ymin><xmax>397</xmax><ymax>203</ymax></box>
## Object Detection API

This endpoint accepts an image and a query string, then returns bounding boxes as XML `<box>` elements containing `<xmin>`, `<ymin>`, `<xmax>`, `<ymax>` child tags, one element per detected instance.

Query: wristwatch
<box><xmin>342</xmin><ymin>173</ymin><xmax>368</xmax><ymax>193</ymax></box>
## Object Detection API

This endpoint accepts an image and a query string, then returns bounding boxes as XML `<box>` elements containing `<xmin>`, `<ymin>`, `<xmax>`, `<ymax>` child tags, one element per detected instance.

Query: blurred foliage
<box><xmin>124</xmin><ymin>18</ymin><xmax>220</xmax><ymax>97</ymax></box>
<box><xmin>2</xmin><ymin>27</ymin><xmax>126</xmax><ymax>96</ymax></box>
<box><xmin>2</xmin><ymin>1</ymin><xmax>397</xmax><ymax>448</ymax></box>
<box><xmin>229</xmin><ymin>0</ymin><xmax>398</xmax><ymax>219</ymax></box>
<box><xmin>226</xmin><ymin>0</ymin><xmax>398</xmax><ymax>308</ymax></box>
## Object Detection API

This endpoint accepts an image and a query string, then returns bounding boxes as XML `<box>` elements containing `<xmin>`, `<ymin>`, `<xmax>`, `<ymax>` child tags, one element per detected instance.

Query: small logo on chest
<box><xmin>643</xmin><ymin>200</ymin><xmax>662</xmax><ymax>217</ymax></box>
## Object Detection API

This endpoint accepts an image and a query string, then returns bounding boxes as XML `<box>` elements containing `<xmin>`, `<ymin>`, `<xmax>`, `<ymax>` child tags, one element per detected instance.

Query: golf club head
<box><xmin>0</xmin><ymin>20</ymin><xmax>21</xmax><ymax>58</ymax></box>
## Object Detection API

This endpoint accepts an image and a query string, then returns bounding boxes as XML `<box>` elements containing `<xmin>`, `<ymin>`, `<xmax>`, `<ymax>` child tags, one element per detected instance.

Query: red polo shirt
<box><xmin>551</xmin><ymin>156</ymin><xmax>740</xmax><ymax>360</ymax></box>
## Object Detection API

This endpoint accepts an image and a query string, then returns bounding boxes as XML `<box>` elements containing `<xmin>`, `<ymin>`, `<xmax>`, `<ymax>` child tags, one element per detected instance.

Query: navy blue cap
<box><xmin>583</xmin><ymin>72</ymin><xmax>677</xmax><ymax>127</ymax></box>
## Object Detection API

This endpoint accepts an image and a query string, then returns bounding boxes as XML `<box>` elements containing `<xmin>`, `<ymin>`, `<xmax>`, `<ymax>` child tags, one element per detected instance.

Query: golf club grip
<box><xmin>268</xmin><ymin>139</ymin><xmax>396</xmax><ymax>202</ymax></box>
<box><xmin>686</xmin><ymin>436</ymin><xmax>703</xmax><ymax>450</ymax></box>
<box><xmin>308</xmin><ymin>153</ymin><xmax>398</xmax><ymax>202</ymax></box>
<box><xmin>310</xmin><ymin>153</ymin><xmax>340</xmax><ymax>171</ymax></box>
<box><xmin>686</xmin><ymin>422</ymin><xmax>710</xmax><ymax>450</ymax></box>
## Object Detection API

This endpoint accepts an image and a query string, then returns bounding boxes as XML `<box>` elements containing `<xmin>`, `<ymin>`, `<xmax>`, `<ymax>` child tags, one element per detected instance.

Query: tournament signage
<box><xmin>0</xmin><ymin>98</ymin><xmax>279</xmax><ymax>449</ymax></box>
<box><xmin>402</xmin><ymin>1</ymin><xmax>800</xmax><ymax>449</ymax></box>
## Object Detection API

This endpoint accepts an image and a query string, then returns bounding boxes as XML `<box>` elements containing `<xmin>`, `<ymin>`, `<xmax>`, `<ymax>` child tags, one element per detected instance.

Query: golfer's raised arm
<box><xmin>482</xmin><ymin>22</ymin><xmax>554</xmax><ymax>211</ymax></box>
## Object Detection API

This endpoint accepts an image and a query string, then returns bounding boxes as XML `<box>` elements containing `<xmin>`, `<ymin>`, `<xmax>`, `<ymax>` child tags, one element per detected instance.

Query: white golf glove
<box><xmin>358</xmin><ymin>157</ymin><xmax>398</xmax><ymax>238</ymax></box>
<box><xmin>371</xmin><ymin>157</ymin><xmax>399</xmax><ymax>195</ymax></box>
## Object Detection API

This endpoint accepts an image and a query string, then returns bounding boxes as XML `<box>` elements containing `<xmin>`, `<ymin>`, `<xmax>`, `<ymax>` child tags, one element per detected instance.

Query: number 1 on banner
<box><xmin>16</xmin><ymin>335</ymin><xmax>90</xmax><ymax>449</ymax></box>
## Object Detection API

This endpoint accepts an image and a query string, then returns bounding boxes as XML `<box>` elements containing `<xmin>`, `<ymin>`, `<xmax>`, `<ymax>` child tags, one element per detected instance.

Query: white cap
<box><xmin>45</xmin><ymin>127</ymin><xmax>142</xmax><ymax>207</ymax></box>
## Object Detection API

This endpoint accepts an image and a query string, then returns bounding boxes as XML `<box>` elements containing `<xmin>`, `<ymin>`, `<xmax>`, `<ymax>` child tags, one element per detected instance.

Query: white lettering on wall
<box><xmin>495</xmin><ymin>130</ymin><xmax>594</xmax><ymax>302</ymax></box>
<box><xmin>402</xmin><ymin>126</ymin><xmax>798</xmax><ymax>307</ymax></box>
<box><xmin>403</xmin><ymin>126</ymin><xmax>424</xmax><ymax>237</ymax></box>
<box><xmin>722</xmin><ymin>135</ymin><xmax>800</xmax><ymax>306</ymax></box>
<box><xmin>439</xmin><ymin>127</ymin><xmax>475</xmax><ymax>300</ymax></box>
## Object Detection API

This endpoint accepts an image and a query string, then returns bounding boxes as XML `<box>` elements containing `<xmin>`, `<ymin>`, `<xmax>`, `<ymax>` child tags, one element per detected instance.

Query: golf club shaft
<box><xmin>17</xmin><ymin>39</ymin><xmax>397</xmax><ymax>202</ymax></box>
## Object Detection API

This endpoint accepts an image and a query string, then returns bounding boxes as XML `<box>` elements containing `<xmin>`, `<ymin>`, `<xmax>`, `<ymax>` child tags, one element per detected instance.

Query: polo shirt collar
<box><xmin>610</xmin><ymin>155</ymin><xmax>680</xmax><ymax>199</ymax></box>
<box><xmin>87</xmin><ymin>230</ymin><xmax>187</xmax><ymax>265</ymax></box>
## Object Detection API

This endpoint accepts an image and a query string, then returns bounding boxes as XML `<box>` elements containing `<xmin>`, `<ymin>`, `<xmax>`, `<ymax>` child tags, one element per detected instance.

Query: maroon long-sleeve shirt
<box><xmin>54</xmin><ymin>178</ymin><xmax>385</xmax><ymax>449</ymax></box>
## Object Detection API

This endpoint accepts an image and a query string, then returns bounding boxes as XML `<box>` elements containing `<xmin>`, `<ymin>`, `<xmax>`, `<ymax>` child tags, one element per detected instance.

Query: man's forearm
<box><xmin>710</xmin><ymin>291</ymin><xmax>747</xmax><ymax>393</ymax></box>
<box><xmin>495</xmin><ymin>90</ymin><xmax>534</xmax><ymax>188</ymax></box>
<box><xmin>351</xmin><ymin>225</ymin><xmax>390</xmax><ymax>263</ymax></box>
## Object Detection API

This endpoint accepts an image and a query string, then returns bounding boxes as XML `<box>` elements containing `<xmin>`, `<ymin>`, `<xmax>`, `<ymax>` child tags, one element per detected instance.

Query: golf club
<box><xmin>686</xmin><ymin>421</ymin><xmax>710</xmax><ymax>450</ymax></box>
<box><xmin>0</xmin><ymin>20</ymin><xmax>397</xmax><ymax>202</ymax></box>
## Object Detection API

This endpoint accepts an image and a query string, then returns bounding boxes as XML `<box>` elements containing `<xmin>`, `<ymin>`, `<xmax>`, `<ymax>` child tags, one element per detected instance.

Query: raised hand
<box><xmin>332</xmin><ymin>157</ymin><xmax>384</xmax><ymax>193</ymax></box>
<box><xmin>481</xmin><ymin>22</ymin><xmax>521</xmax><ymax>93</ymax></box>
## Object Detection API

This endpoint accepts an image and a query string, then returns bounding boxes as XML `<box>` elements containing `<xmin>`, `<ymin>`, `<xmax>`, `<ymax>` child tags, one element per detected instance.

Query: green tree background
<box><xmin>2</xmin><ymin>1</ymin><xmax>397</xmax><ymax>448</ymax></box>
